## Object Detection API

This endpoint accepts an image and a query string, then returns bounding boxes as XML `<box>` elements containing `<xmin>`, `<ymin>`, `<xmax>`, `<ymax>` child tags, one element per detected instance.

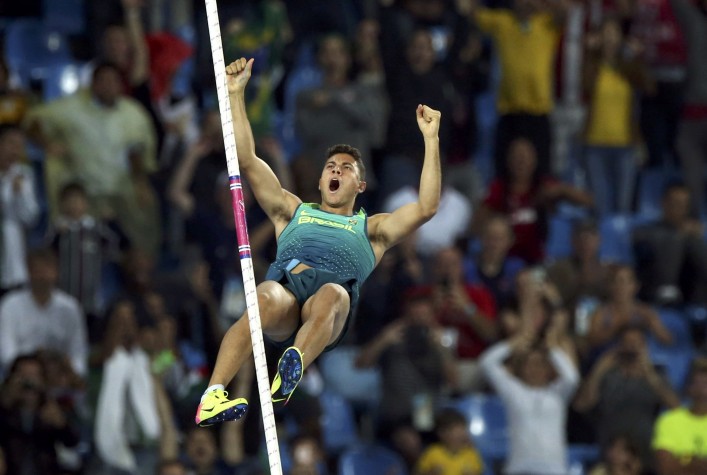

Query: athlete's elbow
<box><xmin>419</xmin><ymin>203</ymin><xmax>439</xmax><ymax>221</ymax></box>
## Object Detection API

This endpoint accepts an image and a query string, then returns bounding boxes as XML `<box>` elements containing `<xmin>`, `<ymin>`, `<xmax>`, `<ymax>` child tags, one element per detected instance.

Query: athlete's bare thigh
<box><xmin>256</xmin><ymin>280</ymin><xmax>300</xmax><ymax>341</ymax></box>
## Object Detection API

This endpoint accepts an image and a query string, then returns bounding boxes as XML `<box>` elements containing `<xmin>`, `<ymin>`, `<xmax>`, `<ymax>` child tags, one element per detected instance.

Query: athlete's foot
<box><xmin>271</xmin><ymin>346</ymin><xmax>304</xmax><ymax>404</ymax></box>
<box><xmin>195</xmin><ymin>389</ymin><xmax>248</xmax><ymax>426</ymax></box>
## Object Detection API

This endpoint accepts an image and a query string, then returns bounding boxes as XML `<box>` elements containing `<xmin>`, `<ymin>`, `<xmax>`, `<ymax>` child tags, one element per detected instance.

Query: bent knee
<box><xmin>317</xmin><ymin>283</ymin><xmax>350</xmax><ymax>306</ymax></box>
<box><xmin>256</xmin><ymin>280</ymin><xmax>295</xmax><ymax>307</ymax></box>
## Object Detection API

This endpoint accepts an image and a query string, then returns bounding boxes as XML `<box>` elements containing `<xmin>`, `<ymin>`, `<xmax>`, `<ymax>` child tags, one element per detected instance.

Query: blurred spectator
<box><xmin>633</xmin><ymin>183</ymin><xmax>707</xmax><ymax>305</ymax></box>
<box><xmin>46</xmin><ymin>182</ymin><xmax>127</xmax><ymax>339</ymax></box>
<box><xmin>464</xmin><ymin>214</ymin><xmax>526</xmax><ymax>310</ymax></box>
<box><xmin>499</xmin><ymin>268</ymin><xmax>566</xmax><ymax>340</ymax></box>
<box><xmin>220</xmin><ymin>0</ymin><xmax>291</xmax><ymax>141</ymax></box>
<box><xmin>294</xmin><ymin>33</ymin><xmax>383</xmax><ymax>202</ymax></box>
<box><xmin>415</xmin><ymin>407</ymin><xmax>484</xmax><ymax>475</ymax></box>
<box><xmin>182</xmin><ymin>426</ymin><xmax>258</xmax><ymax>475</ymax></box>
<box><xmin>93</xmin><ymin>299</ymin><xmax>161</xmax><ymax>475</ymax></box>
<box><xmin>24</xmin><ymin>61</ymin><xmax>161</xmax><ymax>256</ymax></box>
<box><xmin>0</xmin><ymin>124</ymin><xmax>40</xmax><ymax>294</ymax></box>
<box><xmin>425</xmin><ymin>245</ymin><xmax>498</xmax><ymax>392</ymax></box>
<box><xmin>110</xmin><ymin>248</ymin><xmax>217</xmax><ymax>356</ymax></box>
<box><xmin>169</xmin><ymin>151</ymin><xmax>274</xmax><ymax>308</ymax></box>
<box><xmin>445</xmin><ymin>1</ymin><xmax>490</xmax><ymax>204</ymax></box>
<box><xmin>156</xmin><ymin>459</ymin><xmax>187</xmax><ymax>475</ymax></box>
<box><xmin>382</xmin><ymin>183</ymin><xmax>471</xmax><ymax>257</ymax></box>
<box><xmin>670</xmin><ymin>0</ymin><xmax>707</xmax><ymax>218</ymax></box>
<box><xmin>0</xmin><ymin>248</ymin><xmax>88</xmax><ymax>377</ymax></box>
<box><xmin>586</xmin><ymin>264</ymin><xmax>673</xmax><ymax>357</ymax></box>
<box><xmin>82</xmin><ymin>0</ymin><xmax>163</xmax><ymax>145</ymax></box>
<box><xmin>546</xmin><ymin>219</ymin><xmax>610</xmax><ymax>318</ymax></box>
<box><xmin>582</xmin><ymin>15</ymin><xmax>651</xmax><ymax>217</ymax></box>
<box><xmin>356</xmin><ymin>289</ymin><xmax>457</xmax><ymax>438</ymax></box>
<box><xmin>354</xmin><ymin>236</ymin><xmax>425</xmax><ymax>346</ymax></box>
<box><xmin>0</xmin><ymin>353</ymin><xmax>81</xmax><ymax>475</ymax></box>
<box><xmin>473</xmin><ymin>137</ymin><xmax>594</xmax><ymax>264</ymax></box>
<box><xmin>574</xmin><ymin>325</ymin><xmax>680</xmax><ymax>468</ymax></box>
<box><xmin>379</xmin><ymin>28</ymin><xmax>454</xmax><ymax>202</ymax></box>
<box><xmin>629</xmin><ymin>0</ymin><xmax>687</xmax><ymax>169</ymax></box>
<box><xmin>652</xmin><ymin>356</ymin><xmax>707</xmax><ymax>475</ymax></box>
<box><xmin>468</xmin><ymin>0</ymin><xmax>566</xmax><ymax>176</ymax></box>
<box><xmin>479</xmin><ymin>327</ymin><xmax>580</xmax><ymax>475</ymax></box>
<box><xmin>353</xmin><ymin>18</ymin><xmax>387</xmax><ymax>98</ymax></box>
<box><xmin>588</xmin><ymin>434</ymin><xmax>647</xmax><ymax>475</ymax></box>
<box><xmin>288</xmin><ymin>434</ymin><xmax>326</xmax><ymax>475</ymax></box>
<box><xmin>0</xmin><ymin>58</ymin><xmax>32</xmax><ymax>126</ymax></box>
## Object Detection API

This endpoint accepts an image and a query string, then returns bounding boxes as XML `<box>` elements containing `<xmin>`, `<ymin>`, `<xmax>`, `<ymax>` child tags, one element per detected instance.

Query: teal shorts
<box><xmin>264</xmin><ymin>260</ymin><xmax>356</xmax><ymax>352</ymax></box>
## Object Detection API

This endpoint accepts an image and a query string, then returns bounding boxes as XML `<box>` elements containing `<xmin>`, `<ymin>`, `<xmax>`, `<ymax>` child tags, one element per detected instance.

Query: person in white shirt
<box><xmin>383</xmin><ymin>184</ymin><xmax>472</xmax><ymax>257</ymax></box>
<box><xmin>0</xmin><ymin>248</ymin><xmax>87</xmax><ymax>378</ymax></box>
<box><xmin>0</xmin><ymin>125</ymin><xmax>40</xmax><ymax>293</ymax></box>
<box><xmin>480</xmin><ymin>326</ymin><xmax>580</xmax><ymax>475</ymax></box>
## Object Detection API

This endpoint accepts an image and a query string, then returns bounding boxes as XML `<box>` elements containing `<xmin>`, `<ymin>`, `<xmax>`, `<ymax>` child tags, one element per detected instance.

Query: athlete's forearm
<box><xmin>229</xmin><ymin>93</ymin><xmax>258</xmax><ymax>171</ymax></box>
<box><xmin>417</xmin><ymin>137</ymin><xmax>441</xmax><ymax>217</ymax></box>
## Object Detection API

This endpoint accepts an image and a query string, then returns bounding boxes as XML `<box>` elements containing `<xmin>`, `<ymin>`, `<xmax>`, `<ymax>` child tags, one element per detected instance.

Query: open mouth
<box><xmin>328</xmin><ymin>178</ymin><xmax>340</xmax><ymax>192</ymax></box>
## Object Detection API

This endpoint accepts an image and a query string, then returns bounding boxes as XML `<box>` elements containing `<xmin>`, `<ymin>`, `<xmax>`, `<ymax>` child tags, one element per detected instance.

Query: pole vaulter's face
<box><xmin>319</xmin><ymin>153</ymin><xmax>366</xmax><ymax>206</ymax></box>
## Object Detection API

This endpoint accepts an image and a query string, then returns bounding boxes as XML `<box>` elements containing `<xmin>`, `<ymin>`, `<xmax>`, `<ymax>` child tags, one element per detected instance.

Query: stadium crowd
<box><xmin>0</xmin><ymin>0</ymin><xmax>706</xmax><ymax>474</ymax></box>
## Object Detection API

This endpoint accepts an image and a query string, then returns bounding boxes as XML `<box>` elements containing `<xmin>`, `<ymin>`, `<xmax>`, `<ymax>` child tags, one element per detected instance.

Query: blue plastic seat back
<box><xmin>338</xmin><ymin>444</ymin><xmax>407</xmax><ymax>475</ymax></box>
<box><xmin>319</xmin><ymin>389</ymin><xmax>360</xmax><ymax>453</ymax></box>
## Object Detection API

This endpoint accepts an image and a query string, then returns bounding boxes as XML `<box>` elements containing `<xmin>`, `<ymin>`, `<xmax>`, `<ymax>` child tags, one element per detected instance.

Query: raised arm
<box><xmin>226</xmin><ymin>58</ymin><xmax>300</xmax><ymax>230</ymax></box>
<box><xmin>368</xmin><ymin>105</ymin><xmax>441</xmax><ymax>259</ymax></box>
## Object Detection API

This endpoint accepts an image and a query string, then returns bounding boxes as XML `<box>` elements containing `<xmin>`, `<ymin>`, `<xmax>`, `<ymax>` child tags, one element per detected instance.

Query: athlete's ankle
<box><xmin>201</xmin><ymin>384</ymin><xmax>225</xmax><ymax>402</ymax></box>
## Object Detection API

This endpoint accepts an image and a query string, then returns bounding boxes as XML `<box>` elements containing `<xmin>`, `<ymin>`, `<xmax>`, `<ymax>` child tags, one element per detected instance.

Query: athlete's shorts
<box><xmin>264</xmin><ymin>259</ymin><xmax>357</xmax><ymax>352</ymax></box>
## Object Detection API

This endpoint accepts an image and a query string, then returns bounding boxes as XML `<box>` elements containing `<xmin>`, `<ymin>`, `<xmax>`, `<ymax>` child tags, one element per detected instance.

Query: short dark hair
<box><xmin>435</xmin><ymin>408</ymin><xmax>468</xmax><ymax>433</ymax></box>
<box><xmin>58</xmin><ymin>182</ymin><xmax>87</xmax><ymax>202</ymax></box>
<box><xmin>687</xmin><ymin>357</ymin><xmax>707</xmax><ymax>386</ymax></box>
<box><xmin>0</xmin><ymin>123</ymin><xmax>22</xmax><ymax>141</ymax></box>
<box><xmin>326</xmin><ymin>144</ymin><xmax>365</xmax><ymax>180</ymax></box>
<box><xmin>662</xmin><ymin>181</ymin><xmax>689</xmax><ymax>199</ymax></box>
<box><xmin>26</xmin><ymin>247</ymin><xmax>58</xmax><ymax>268</ymax></box>
<box><xmin>155</xmin><ymin>459</ymin><xmax>186</xmax><ymax>475</ymax></box>
<box><xmin>91</xmin><ymin>61</ymin><xmax>122</xmax><ymax>83</ymax></box>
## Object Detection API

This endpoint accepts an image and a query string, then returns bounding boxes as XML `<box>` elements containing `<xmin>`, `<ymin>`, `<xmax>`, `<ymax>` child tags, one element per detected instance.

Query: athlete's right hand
<box><xmin>226</xmin><ymin>57</ymin><xmax>254</xmax><ymax>95</ymax></box>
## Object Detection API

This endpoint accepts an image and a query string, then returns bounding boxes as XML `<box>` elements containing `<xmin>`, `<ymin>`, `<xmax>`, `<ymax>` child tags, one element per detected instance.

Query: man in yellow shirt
<box><xmin>467</xmin><ymin>0</ymin><xmax>566</xmax><ymax>176</ymax></box>
<box><xmin>416</xmin><ymin>408</ymin><xmax>484</xmax><ymax>475</ymax></box>
<box><xmin>652</xmin><ymin>357</ymin><xmax>707</xmax><ymax>474</ymax></box>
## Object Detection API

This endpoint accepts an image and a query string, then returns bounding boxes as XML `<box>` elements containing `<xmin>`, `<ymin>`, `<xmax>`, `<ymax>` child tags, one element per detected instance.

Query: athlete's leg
<box><xmin>270</xmin><ymin>283</ymin><xmax>351</xmax><ymax>402</ymax></box>
<box><xmin>208</xmin><ymin>280</ymin><xmax>300</xmax><ymax>387</ymax></box>
<box><xmin>295</xmin><ymin>283</ymin><xmax>351</xmax><ymax>369</ymax></box>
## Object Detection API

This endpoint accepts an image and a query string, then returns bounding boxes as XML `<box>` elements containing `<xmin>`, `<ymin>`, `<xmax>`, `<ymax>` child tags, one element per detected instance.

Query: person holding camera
<box><xmin>0</xmin><ymin>353</ymin><xmax>81</xmax><ymax>475</ymax></box>
<box><xmin>574</xmin><ymin>325</ymin><xmax>680</xmax><ymax>471</ymax></box>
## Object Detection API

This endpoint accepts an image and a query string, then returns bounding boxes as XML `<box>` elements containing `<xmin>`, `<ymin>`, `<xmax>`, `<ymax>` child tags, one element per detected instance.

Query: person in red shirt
<box><xmin>472</xmin><ymin>137</ymin><xmax>594</xmax><ymax>264</ymax></box>
<box><xmin>423</xmin><ymin>245</ymin><xmax>498</xmax><ymax>392</ymax></box>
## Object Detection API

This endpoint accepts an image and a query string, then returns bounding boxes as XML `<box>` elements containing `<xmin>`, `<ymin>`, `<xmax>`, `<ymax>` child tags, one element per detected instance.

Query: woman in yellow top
<box><xmin>415</xmin><ymin>408</ymin><xmax>484</xmax><ymax>475</ymax></box>
<box><xmin>582</xmin><ymin>16</ymin><xmax>651</xmax><ymax>217</ymax></box>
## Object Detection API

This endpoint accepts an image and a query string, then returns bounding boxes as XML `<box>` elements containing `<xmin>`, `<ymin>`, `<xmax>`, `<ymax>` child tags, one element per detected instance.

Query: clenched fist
<box><xmin>416</xmin><ymin>104</ymin><xmax>441</xmax><ymax>139</ymax></box>
<box><xmin>226</xmin><ymin>57</ymin><xmax>254</xmax><ymax>96</ymax></box>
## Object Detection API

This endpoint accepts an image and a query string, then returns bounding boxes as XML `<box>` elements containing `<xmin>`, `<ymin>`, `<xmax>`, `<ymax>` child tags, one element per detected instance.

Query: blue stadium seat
<box><xmin>42</xmin><ymin>62</ymin><xmax>82</xmax><ymax>101</ymax></box>
<box><xmin>4</xmin><ymin>19</ymin><xmax>73</xmax><ymax>86</ymax></box>
<box><xmin>338</xmin><ymin>444</ymin><xmax>407</xmax><ymax>475</ymax></box>
<box><xmin>43</xmin><ymin>0</ymin><xmax>85</xmax><ymax>34</ymax></box>
<box><xmin>648</xmin><ymin>308</ymin><xmax>695</xmax><ymax>391</ymax></box>
<box><xmin>598</xmin><ymin>214</ymin><xmax>635</xmax><ymax>264</ymax></box>
<box><xmin>319</xmin><ymin>389</ymin><xmax>360</xmax><ymax>453</ymax></box>
<box><xmin>450</xmin><ymin>394</ymin><xmax>509</xmax><ymax>462</ymax></box>
<box><xmin>568</xmin><ymin>444</ymin><xmax>600</xmax><ymax>475</ymax></box>
<box><xmin>546</xmin><ymin>214</ymin><xmax>575</xmax><ymax>260</ymax></box>
<box><xmin>636</xmin><ymin>167</ymin><xmax>681</xmax><ymax>221</ymax></box>
<box><xmin>657</xmin><ymin>307</ymin><xmax>692</xmax><ymax>345</ymax></box>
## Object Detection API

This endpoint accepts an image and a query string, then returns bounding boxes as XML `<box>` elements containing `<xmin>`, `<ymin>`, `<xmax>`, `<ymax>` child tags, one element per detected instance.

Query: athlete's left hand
<box><xmin>416</xmin><ymin>104</ymin><xmax>441</xmax><ymax>139</ymax></box>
